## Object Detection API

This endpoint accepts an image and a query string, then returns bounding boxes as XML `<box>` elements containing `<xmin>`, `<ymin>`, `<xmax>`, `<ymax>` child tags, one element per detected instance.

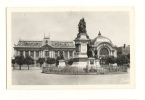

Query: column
<box><xmin>17</xmin><ymin>51</ymin><xmax>19</xmax><ymax>56</ymax></box>
<box><xmin>29</xmin><ymin>51</ymin><xmax>30</xmax><ymax>56</ymax></box>
<box><xmin>50</xmin><ymin>50</ymin><xmax>52</xmax><ymax>58</ymax></box>
<box><xmin>51</xmin><ymin>50</ymin><xmax>53</xmax><ymax>58</ymax></box>
<box><xmin>43</xmin><ymin>51</ymin><xmax>45</xmax><ymax>58</ymax></box>
<box><xmin>52</xmin><ymin>51</ymin><xmax>53</xmax><ymax>58</ymax></box>
<box><xmin>58</xmin><ymin>51</ymin><xmax>59</xmax><ymax>56</ymax></box>
<box><xmin>14</xmin><ymin>49</ymin><xmax>17</xmax><ymax>56</ymax></box>
<box><xmin>23</xmin><ymin>51</ymin><xmax>25</xmax><ymax>58</ymax></box>
<box><xmin>41</xmin><ymin>51</ymin><xmax>42</xmax><ymax>57</ymax></box>
<box><xmin>110</xmin><ymin>50</ymin><xmax>112</xmax><ymax>56</ymax></box>
<box><xmin>16</xmin><ymin>50</ymin><xmax>18</xmax><ymax>56</ymax></box>
<box><xmin>53</xmin><ymin>51</ymin><xmax>54</xmax><ymax>58</ymax></box>
<box><xmin>51</xmin><ymin>51</ymin><xmax>53</xmax><ymax>58</ymax></box>
<box><xmin>19</xmin><ymin>51</ymin><xmax>21</xmax><ymax>56</ymax></box>
<box><xmin>53</xmin><ymin>51</ymin><xmax>55</xmax><ymax>58</ymax></box>
<box><xmin>79</xmin><ymin>45</ymin><xmax>81</xmax><ymax>52</ymax></box>
<box><xmin>39</xmin><ymin>51</ymin><xmax>41</xmax><ymax>57</ymax></box>
<box><xmin>112</xmin><ymin>50</ymin><xmax>114</xmax><ymax>56</ymax></box>
<box><xmin>63</xmin><ymin>51</ymin><xmax>65</xmax><ymax>58</ymax></box>
<box><xmin>34</xmin><ymin>61</ymin><xmax>36</xmax><ymax>68</ymax></box>
<box><xmin>34</xmin><ymin>51</ymin><xmax>36</xmax><ymax>59</ymax></box>
<box><xmin>72</xmin><ymin>51</ymin><xmax>74</xmax><ymax>58</ymax></box>
<box><xmin>68</xmin><ymin>51</ymin><xmax>69</xmax><ymax>59</ymax></box>
<box><xmin>48</xmin><ymin>50</ymin><xmax>51</xmax><ymax>58</ymax></box>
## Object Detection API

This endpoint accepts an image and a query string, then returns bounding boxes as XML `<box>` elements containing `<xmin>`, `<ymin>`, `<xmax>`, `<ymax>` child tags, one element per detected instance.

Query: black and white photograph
<box><xmin>7</xmin><ymin>7</ymin><xmax>135</xmax><ymax>89</ymax></box>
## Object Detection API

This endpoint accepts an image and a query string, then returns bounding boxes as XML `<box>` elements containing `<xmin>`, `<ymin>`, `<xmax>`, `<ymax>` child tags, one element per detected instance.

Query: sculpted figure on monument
<box><xmin>76</xmin><ymin>18</ymin><xmax>89</xmax><ymax>39</ymax></box>
<box><xmin>94</xmin><ymin>49</ymin><xmax>98</xmax><ymax>59</ymax></box>
<box><xmin>88</xmin><ymin>47</ymin><xmax>94</xmax><ymax>58</ymax></box>
<box><xmin>59</xmin><ymin>48</ymin><xmax>64</xmax><ymax>60</ymax></box>
<box><xmin>78</xmin><ymin>18</ymin><xmax>86</xmax><ymax>33</ymax></box>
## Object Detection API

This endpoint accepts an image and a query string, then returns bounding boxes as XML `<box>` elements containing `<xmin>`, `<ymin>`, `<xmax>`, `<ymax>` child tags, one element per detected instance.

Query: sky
<box><xmin>11</xmin><ymin>11</ymin><xmax>130</xmax><ymax>56</ymax></box>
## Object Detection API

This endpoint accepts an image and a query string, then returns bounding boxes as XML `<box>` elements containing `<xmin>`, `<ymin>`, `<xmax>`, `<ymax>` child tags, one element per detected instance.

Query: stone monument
<box><xmin>58</xmin><ymin>48</ymin><xmax>65</xmax><ymax>68</ymax></box>
<box><xmin>71</xmin><ymin>18</ymin><xmax>91</xmax><ymax>68</ymax></box>
<box><xmin>87</xmin><ymin>47</ymin><xmax>96</xmax><ymax>71</ymax></box>
<box><xmin>93</xmin><ymin>49</ymin><xmax>101</xmax><ymax>67</ymax></box>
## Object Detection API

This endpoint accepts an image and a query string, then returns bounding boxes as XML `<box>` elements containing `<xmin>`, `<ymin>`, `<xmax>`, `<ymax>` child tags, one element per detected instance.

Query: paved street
<box><xmin>12</xmin><ymin>69</ymin><xmax>130</xmax><ymax>85</ymax></box>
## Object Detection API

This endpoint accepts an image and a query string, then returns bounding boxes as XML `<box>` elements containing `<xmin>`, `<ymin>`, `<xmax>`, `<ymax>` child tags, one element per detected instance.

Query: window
<box><xmin>45</xmin><ymin>51</ymin><xmax>49</xmax><ymax>57</ymax></box>
<box><xmin>65</xmin><ymin>51</ymin><xmax>68</xmax><ymax>59</ymax></box>
<box><xmin>69</xmin><ymin>51</ymin><xmax>73</xmax><ymax>58</ymax></box>
<box><xmin>55</xmin><ymin>51</ymin><xmax>58</xmax><ymax>58</ymax></box>
<box><xmin>20</xmin><ymin>51</ymin><xmax>23</xmax><ymax>56</ymax></box>
<box><xmin>36</xmin><ymin>51</ymin><xmax>39</xmax><ymax>57</ymax></box>
<box><xmin>30</xmin><ymin>51</ymin><xmax>34</xmax><ymax>57</ymax></box>
<box><xmin>100</xmin><ymin>48</ymin><xmax>109</xmax><ymax>55</ymax></box>
<box><xmin>25</xmin><ymin>51</ymin><xmax>29</xmax><ymax>56</ymax></box>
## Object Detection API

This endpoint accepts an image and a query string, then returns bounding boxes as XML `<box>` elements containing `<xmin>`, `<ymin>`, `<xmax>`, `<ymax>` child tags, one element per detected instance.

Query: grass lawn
<box><xmin>12</xmin><ymin>68</ymin><xmax>130</xmax><ymax>85</ymax></box>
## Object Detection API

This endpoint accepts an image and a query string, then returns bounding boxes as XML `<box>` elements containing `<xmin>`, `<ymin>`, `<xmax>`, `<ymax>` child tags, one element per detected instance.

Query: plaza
<box><xmin>12</xmin><ymin>68</ymin><xmax>130</xmax><ymax>85</ymax></box>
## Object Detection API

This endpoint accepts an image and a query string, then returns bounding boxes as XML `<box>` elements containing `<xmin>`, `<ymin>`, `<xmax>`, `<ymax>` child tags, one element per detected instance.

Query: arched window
<box><xmin>100</xmin><ymin>48</ymin><xmax>109</xmax><ymax>55</ymax></box>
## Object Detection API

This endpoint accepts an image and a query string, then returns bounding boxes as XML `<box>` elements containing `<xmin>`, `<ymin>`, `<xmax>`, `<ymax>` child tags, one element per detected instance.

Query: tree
<box><xmin>116</xmin><ymin>55</ymin><xmax>129</xmax><ymax>66</ymax></box>
<box><xmin>15</xmin><ymin>55</ymin><xmax>25</xmax><ymax>70</ymax></box>
<box><xmin>122</xmin><ymin>55</ymin><xmax>129</xmax><ymax>64</ymax></box>
<box><xmin>46</xmin><ymin>57</ymin><xmax>56</xmax><ymax>67</ymax></box>
<box><xmin>12</xmin><ymin>59</ymin><xmax>15</xmax><ymax>67</ymax></box>
<box><xmin>24</xmin><ymin>55</ymin><xmax>34</xmax><ymax>70</ymax></box>
<box><xmin>127</xmin><ymin>53</ymin><xmax>130</xmax><ymax>63</ymax></box>
<box><xmin>106</xmin><ymin>56</ymin><xmax>116</xmax><ymax>64</ymax></box>
<box><xmin>67</xmin><ymin>58</ymin><xmax>73</xmax><ymax>65</ymax></box>
<box><xmin>36</xmin><ymin>58</ymin><xmax>45</xmax><ymax>67</ymax></box>
<box><xmin>116</xmin><ymin>56</ymin><xmax>123</xmax><ymax>66</ymax></box>
<box><xmin>127</xmin><ymin>53</ymin><xmax>130</xmax><ymax>59</ymax></box>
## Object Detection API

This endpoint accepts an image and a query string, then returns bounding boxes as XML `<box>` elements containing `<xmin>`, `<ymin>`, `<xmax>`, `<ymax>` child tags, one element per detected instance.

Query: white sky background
<box><xmin>11</xmin><ymin>11</ymin><xmax>130</xmax><ymax>56</ymax></box>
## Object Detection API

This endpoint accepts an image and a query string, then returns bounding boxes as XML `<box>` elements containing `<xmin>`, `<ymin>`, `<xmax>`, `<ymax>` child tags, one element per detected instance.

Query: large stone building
<box><xmin>13</xmin><ymin>18</ymin><xmax>117</xmax><ymax>65</ymax></box>
<box><xmin>91</xmin><ymin>31</ymin><xmax>117</xmax><ymax>58</ymax></box>
<box><xmin>13</xmin><ymin>35</ymin><xmax>76</xmax><ymax>61</ymax></box>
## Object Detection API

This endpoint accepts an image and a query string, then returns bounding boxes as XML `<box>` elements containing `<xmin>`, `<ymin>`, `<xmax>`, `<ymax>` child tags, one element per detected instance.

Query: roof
<box><xmin>51</xmin><ymin>41</ymin><xmax>75</xmax><ymax>48</ymax></box>
<box><xmin>16</xmin><ymin>41</ymin><xmax>42</xmax><ymax>47</ymax></box>
<box><xmin>91</xmin><ymin>35</ymin><xmax>112</xmax><ymax>45</ymax></box>
<box><xmin>15</xmin><ymin>40</ymin><xmax>75</xmax><ymax>48</ymax></box>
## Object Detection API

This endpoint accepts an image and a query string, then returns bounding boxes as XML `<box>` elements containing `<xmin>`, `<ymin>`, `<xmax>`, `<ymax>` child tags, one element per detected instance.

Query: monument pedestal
<box><xmin>87</xmin><ymin>58</ymin><xmax>96</xmax><ymax>70</ymax></box>
<box><xmin>95</xmin><ymin>59</ymin><xmax>101</xmax><ymax>67</ymax></box>
<box><xmin>58</xmin><ymin>60</ymin><xmax>65</xmax><ymax>68</ymax></box>
<box><xmin>71</xmin><ymin>52</ymin><xmax>88</xmax><ymax>68</ymax></box>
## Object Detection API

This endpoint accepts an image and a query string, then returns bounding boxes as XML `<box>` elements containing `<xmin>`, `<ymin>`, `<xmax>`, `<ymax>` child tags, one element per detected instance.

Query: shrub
<box><xmin>106</xmin><ymin>56</ymin><xmax>116</xmax><ymax>64</ymax></box>
<box><xmin>67</xmin><ymin>58</ymin><xmax>73</xmax><ymax>65</ymax></box>
<box><xmin>116</xmin><ymin>55</ymin><xmax>129</xmax><ymax>66</ymax></box>
<box><xmin>46</xmin><ymin>57</ymin><xmax>56</xmax><ymax>66</ymax></box>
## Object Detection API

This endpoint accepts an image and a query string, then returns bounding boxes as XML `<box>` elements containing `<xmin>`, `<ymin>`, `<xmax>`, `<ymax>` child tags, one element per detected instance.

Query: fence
<box><xmin>42</xmin><ymin>65</ymin><xmax>128</xmax><ymax>75</ymax></box>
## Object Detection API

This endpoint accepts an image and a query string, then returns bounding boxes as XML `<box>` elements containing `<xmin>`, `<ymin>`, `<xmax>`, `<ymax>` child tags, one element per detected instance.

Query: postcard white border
<box><xmin>7</xmin><ymin>7</ymin><xmax>135</xmax><ymax>89</ymax></box>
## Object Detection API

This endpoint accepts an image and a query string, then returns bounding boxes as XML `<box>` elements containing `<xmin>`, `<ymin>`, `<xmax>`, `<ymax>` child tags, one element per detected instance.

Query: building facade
<box><xmin>91</xmin><ymin>31</ymin><xmax>117</xmax><ymax>58</ymax></box>
<box><xmin>13</xmin><ymin>35</ymin><xmax>76</xmax><ymax>61</ymax></box>
<box><xmin>13</xmin><ymin>31</ymin><xmax>117</xmax><ymax>61</ymax></box>
<box><xmin>117</xmin><ymin>44</ymin><xmax>130</xmax><ymax>57</ymax></box>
